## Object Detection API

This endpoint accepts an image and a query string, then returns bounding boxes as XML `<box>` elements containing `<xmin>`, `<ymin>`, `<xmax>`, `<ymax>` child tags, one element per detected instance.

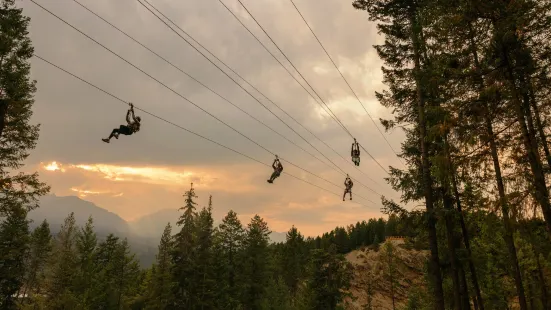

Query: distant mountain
<box><xmin>28</xmin><ymin>195</ymin><xmax>288</xmax><ymax>267</ymax></box>
<box><xmin>30</xmin><ymin>194</ymin><xmax>130</xmax><ymax>235</ymax></box>
<box><xmin>128</xmin><ymin>208</ymin><xmax>180</xmax><ymax>238</ymax></box>
<box><xmin>30</xmin><ymin>194</ymin><xmax>156</xmax><ymax>267</ymax></box>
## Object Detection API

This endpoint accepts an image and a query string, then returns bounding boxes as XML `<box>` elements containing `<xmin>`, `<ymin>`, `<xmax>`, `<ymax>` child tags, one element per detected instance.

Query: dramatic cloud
<box><xmin>23</xmin><ymin>0</ymin><xmax>406</xmax><ymax>235</ymax></box>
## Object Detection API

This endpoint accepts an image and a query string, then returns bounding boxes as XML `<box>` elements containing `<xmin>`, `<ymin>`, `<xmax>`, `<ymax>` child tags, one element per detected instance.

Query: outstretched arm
<box><xmin>131</xmin><ymin>109</ymin><xmax>139</xmax><ymax>122</ymax></box>
<box><xmin>126</xmin><ymin>109</ymin><xmax>132</xmax><ymax>124</ymax></box>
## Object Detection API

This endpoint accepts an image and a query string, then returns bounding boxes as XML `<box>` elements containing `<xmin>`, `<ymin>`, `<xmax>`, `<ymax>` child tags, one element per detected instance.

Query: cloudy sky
<box><xmin>21</xmin><ymin>0</ymin><xmax>406</xmax><ymax>236</ymax></box>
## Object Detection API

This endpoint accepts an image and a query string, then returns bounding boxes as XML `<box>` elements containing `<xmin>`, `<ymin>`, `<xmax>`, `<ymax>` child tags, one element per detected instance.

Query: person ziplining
<box><xmin>102</xmin><ymin>103</ymin><xmax>141</xmax><ymax>143</ymax></box>
<box><xmin>351</xmin><ymin>138</ymin><xmax>360</xmax><ymax>166</ymax></box>
<box><xmin>267</xmin><ymin>155</ymin><xmax>283</xmax><ymax>183</ymax></box>
<box><xmin>343</xmin><ymin>174</ymin><xmax>353</xmax><ymax>201</ymax></box>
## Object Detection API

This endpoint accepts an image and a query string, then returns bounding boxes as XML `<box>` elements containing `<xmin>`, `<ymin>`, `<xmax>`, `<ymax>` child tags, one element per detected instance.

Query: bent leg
<box><xmin>268</xmin><ymin>171</ymin><xmax>279</xmax><ymax>183</ymax></box>
<box><xmin>103</xmin><ymin>128</ymin><xmax>121</xmax><ymax>143</ymax></box>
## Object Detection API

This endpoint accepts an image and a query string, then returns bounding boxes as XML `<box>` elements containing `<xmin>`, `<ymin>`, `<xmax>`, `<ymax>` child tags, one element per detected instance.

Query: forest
<box><xmin>2</xmin><ymin>0</ymin><xmax>551</xmax><ymax>309</ymax></box>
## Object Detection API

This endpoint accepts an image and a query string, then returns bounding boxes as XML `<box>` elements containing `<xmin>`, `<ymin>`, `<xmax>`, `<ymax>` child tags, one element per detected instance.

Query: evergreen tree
<box><xmin>217</xmin><ymin>209</ymin><xmax>245</xmax><ymax>308</ymax></box>
<box><xmin>0</xmin><ymin>206</ymin><xmax>29</xmax><ymax>309</ymax></box>
<box><xmin>89</xmin><ymin>234</ymin><xmax>121</xmax><ymax>309</ymax></box>
<box><xmin>112</xmin><ymin>239</ymin><xmax>141</xmax><ymax>309</ymax></box>
<box><xmin>145</xmin><ymin>223</ymin><xmax>175</xmax><ymax>309</ymax></box>
<box><xmin>44</xmin><ymin>212</ymin><xmax>79</xmax><ymax>308</ymax></box>
<box><xmin>263</xmin><ymin>275</ymin><xmax>291</xmax><ymax>310</ymax></box>
<box><xmin>242</xmin><ymin>214</ymin><xmax>271</xmax><ymax>309</ymax></box>
<box><xmin>0</xmin><ymin>0</ymin><xmax>49</xmax><ymax>215</ymax></box>
<box><xmin>304</xmin><ymin>244</ymin><xmax>352</xmax><ymax>309</ymax></box>
<box><xmin>172</xmin><ymin>183</ymin><xmax>198</xmax><ymax>308</ymax></box>
<box><xmin>282</xmin><ymin>225</ymin><xmax>307</xmax><ymax>299</ymax></box>
<box><xmin>194</xmin><ymin>196</ymin><xmax>217</xmax><ymax>309</ymax></box>
<box><xmin>382</xmin><ymin>242</ymin><xmax>398</xmax><ymax>310</ymax></box>
<box><xmin>0</xmin><ymin>0</ymin><xmax>48</xmax><ymax>305</ymax></box>
<box><xmin>21</xmin><ymin>220</ymin><xmax>52</xmax><ymax>301</ymax></box>
<box><xmin>73</xmin><ymin>216</ymin><xmax>97</xmax><ymax>308</ymax></box>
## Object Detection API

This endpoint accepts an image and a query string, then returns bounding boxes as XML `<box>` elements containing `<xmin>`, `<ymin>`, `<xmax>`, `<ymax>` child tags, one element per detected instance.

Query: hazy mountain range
<box><xmin>28</xmin><ymin>194</ymin><xmax>288</xmax><ymax>266</ymax></box>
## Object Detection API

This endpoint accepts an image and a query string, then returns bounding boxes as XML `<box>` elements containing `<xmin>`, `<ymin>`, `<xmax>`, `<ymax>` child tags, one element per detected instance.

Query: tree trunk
<box><xmin>466</xmin><ymin>23</ymin><xmax>528</xmax><ymax>310</ymax></box>
<box><xmin>409</xmin><ymin>8</ymin><xmax>446</xmax><ymax>309</ymax></box>
<box><xmin>443</xmin><ymin>191</ymin><xmax>464</xmax><ymax>310</ymax></box>
<box><xmin>536</xmin><ymin>251</ymin><xmax>549</xmax><ymax>309</ymax></box>
<box><xmin>387</xmin><ymin>247</ymin><xmax>396</xmax><ymax>310</ymax></box>
<box><xmin>528</xmin><ymin>85</ymin><xmax>551</xmax><ymax>170</ymax></box>
<box><xmin>484</xmin><ymin>104</ymin><xmax>528</xmax><ymax>310</ymax></box>
<box><xmin>0</xmin><ymin>99</ymin><xmax>7</xmax><ymax>139</ymax></box>
<box><xmin>443</xmin><ymin>136</ymin><xmax>475</xmax><ymax>310</ymax></box>
<box><xmin>458</xmin><ymin>263</ymin><xmax>471</xmax><ymax>310</ymax></box>
<box><xmin>446</xmin><ymin>146</ymin><xmax>483</xmax><ymax>310</ymax></box>
<box><xmin>504</xmin><ymin>52</ymin><xmax>551</xmax><ymax>237</ymax></box>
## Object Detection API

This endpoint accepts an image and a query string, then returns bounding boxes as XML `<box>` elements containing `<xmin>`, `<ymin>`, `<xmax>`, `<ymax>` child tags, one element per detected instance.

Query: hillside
<box><xmin>30</xmin><ymin>194</ymin><xmax>130</xmax><ymax>234</ymax></box>
<box><xmin>344</xmin><ymin>239</ymin><xmax>428</xmax><ymax>309</ymax></box>
<box><xmin>29</xmin><ymin>195</ymin><xmax>288</xmax><ymax>267</ymax></box>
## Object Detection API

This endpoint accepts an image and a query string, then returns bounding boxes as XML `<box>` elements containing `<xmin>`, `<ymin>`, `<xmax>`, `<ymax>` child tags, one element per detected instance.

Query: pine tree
<box><xmin>382</xmin><ymin>242</ymin><xmax>398</xmax><ymax>310</ymax></box>
<box><xmin>73</xmin><ymin>216</ymin><xmax>97</xmax><ymax>308</ymax></box>
<box><xmin>0</xmin><ymin>0</ymin><xmax>49</xmax><ymax>215</ymax></box>
<box><xmin>217</xmin><ymin>210</ymin><xmax>245</xmax><ymax>308</ymax></box>
<box><xmin>89</xmin><ymin>234</ymin><xmax>121</xmax><ymax>309</ymax></box>
<box><xmin>171</xmin><ymin>183</ymin><xmax>198</xmax><ymax>308</ymax></box>
<box><xmin>282</xmin><ymin>226</ymin><xmax>307</xmax><ymax>299</ymax></box>
<box><xmin>112</xmin><ymin>239</ymin><xmax>141</xmax><ymax>309</ymax></box>
<box><xmin>352</xmin><ymin>0</ymin><xmax>446</xmax><ymax>307</ymax></box>
<box><xmin>44</xmin><ymin>212</ymin><xmax>79</xmax><ymax>308</ymax></box>
<box><xmin>145</xmin><ymin>223</ymin><xmax>175</xmax><ymax>309</ymax></box>
<box><xmin>242</xmin><ymin>214</ymin><xmax>271</xmax><ymax>309</ymax></box>
<box><xmin>0</xmin><ymin>206</ymin><xmax>30</xmax><ymax>309</ymax></box>
<box><xmin>21</xmin><ymin>220</ymin><xmax>52</xmax><ymax>301</ymax></box>
<box><xmin>194</xmin><ymin>195</ymin><xmax>217</xmax><ymax>309</ymax></box>
<box><xmin>0</xmin><ymin>1</ymin><xmax>48</xmax><ymax>305</ymax></box>
<box><xmin>263</xmin><ymin>275</ymin><xmax>291</xmax><ymax>310</ymax></box>
<box><xmin>304</xmin><ymin>244</ymin><xmax>352</xmax><ymax>309</ymax></box>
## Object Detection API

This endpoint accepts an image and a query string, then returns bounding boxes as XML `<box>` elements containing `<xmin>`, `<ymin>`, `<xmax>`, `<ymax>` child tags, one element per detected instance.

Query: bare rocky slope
<box><xmin>343</xmin><ymin>239</ymin><xmax>429</xmax><ymax>309</ymax></box>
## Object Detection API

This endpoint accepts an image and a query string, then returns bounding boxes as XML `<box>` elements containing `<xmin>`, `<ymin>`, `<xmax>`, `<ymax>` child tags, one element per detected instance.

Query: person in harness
<box><xmin>351</xmin><ymin>138</ymin><xmax>360</xmax><ymax>166</ymax></box>
<box><xmin>267</xmin><ymin>155</ymin><xmax>283</xmax><ymax>183</ymax></box>
<box><xmin>343</xmin><ymin>174</ymin><xmax>353</xmax><ymax>201</ymax></box>
<box><xmin>102</xmin><ymin>103</ymin><xmax>141</xmax><ymax>143</ymax></box>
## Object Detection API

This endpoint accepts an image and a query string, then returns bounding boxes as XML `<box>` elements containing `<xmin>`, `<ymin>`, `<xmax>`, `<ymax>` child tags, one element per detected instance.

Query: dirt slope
<box><xmin>343</xmin><ymin>239</ymin><xmax>429</xmax><ymax>309</ymax></box>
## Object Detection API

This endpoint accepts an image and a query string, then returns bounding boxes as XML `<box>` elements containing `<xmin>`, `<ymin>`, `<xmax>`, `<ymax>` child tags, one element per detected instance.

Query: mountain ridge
<box><xmin>32</xmin><ymin>194</ymin><xmax>288</xmax><ymax>243</ymax></box>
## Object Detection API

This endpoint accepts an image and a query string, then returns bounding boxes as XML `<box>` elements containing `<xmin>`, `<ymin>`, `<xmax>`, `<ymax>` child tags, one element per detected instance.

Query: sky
<box><xmin>21</xmin><ymin>0</ymin><xmax>407</xmax><ymax>236</ymax></box>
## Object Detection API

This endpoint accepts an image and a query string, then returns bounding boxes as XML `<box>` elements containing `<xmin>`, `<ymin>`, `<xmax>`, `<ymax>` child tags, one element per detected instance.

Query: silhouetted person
<box><xmin>267</xmin><ymin>155</ymin><xmax>283</xmax><ymax>183</ymax></box>
<box><xmin>343</xmin><ymin>174</ymin><xmax>353</xmax><ymax>201</ymax></box>
<box><xmin>351</xmin><ymin>138</ymin><xmax>360</xmax><ymax>166</ymax></box>
<box><xmin>103</xmin><ymin>103</ymin><xmax>141</xmax><ymax>143</ymax></box>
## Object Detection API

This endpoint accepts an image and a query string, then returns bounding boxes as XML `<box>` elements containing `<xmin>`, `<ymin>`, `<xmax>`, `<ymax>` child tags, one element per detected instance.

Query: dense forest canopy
<box><xmin>1</xmin><ymin>0</ymin><xmax>551</xmax><ymax>309</ymax></box>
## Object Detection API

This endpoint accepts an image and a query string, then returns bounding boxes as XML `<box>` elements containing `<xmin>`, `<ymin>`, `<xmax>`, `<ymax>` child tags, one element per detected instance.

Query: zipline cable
<box><xmin>30</xmin><ymin>0</ymin><xmax>376</xmax><ymax>204</ymax></box>
<box><xmin>33</xmin><ymin>54</ymin><xmax>373</xmax><ymax>206</ymax></box>
<box><xmin>134</xmin><ymin>0</ymin><xmax>389</xmax><ymax>194</ymax></box>
<box><xmin>71</xmin><ymin>0</ymin><xmax>358</xmax><ymax>190</ymax></box>
<box><xmin>70</xmin><ymin>0</ymin><xmax>383</xmax><ymax>198</ymax></box>
<box><xmin>215</xmin><ymin>0</ymin><xmax>390</xmax><ymax>175</ymax></box>
<box><xmin>215</xmin><ymin>0</ymin><xmax>348</xmax><ymax>134</ymax></box>
<box><xmin>213</xmin><ymin>0</ymin><xmax>388</xmax><ymax>189</ymax></box>
<box><xmin>233</xmin><ymin>0</ymin><xmax>353</xmax><ymax>137</ymax></box>
<box><xmin>134</xmin><ymin>0</ymin><xmax>348</xmax><ymax>175</ymax></box>
<box><xmin>287</xmin><ymin>0</ymin><xmax>405</xmax><ymax>167</ymax></box>
<box><xmin>136</xmin><ymin>0</ymin><xmax>390</xmax><ymax>192</ymax></box>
